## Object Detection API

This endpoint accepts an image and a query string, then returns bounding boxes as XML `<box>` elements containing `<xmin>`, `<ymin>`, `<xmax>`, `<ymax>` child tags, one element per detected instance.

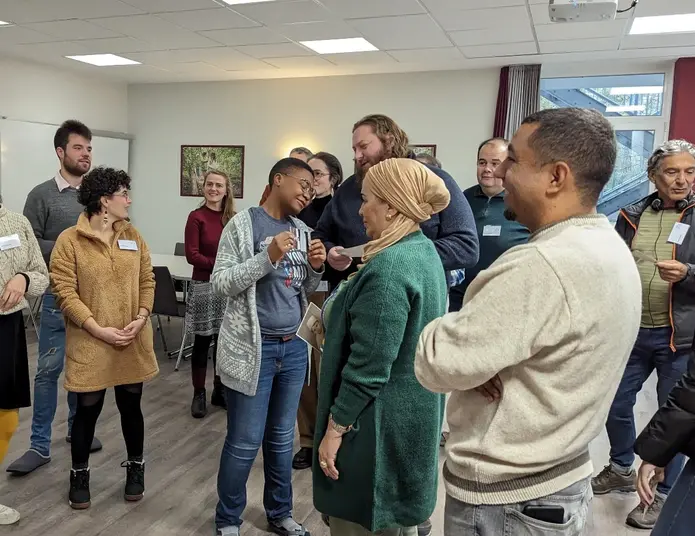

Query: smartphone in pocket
<box><xmin>522</xmin><ymin>505</ymin><xmax>565</xmax><ymax>524</ymax></box>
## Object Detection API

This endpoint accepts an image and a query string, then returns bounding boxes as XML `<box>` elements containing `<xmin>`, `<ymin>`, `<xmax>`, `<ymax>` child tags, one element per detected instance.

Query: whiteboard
<box><xmin>0</xmin><ymin>119</ymin><xmax>130</xmax><ymax>213</ymax></box>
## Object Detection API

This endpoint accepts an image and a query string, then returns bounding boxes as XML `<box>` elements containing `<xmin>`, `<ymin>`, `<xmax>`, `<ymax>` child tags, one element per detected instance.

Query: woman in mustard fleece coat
<box><xmin>51</xmin><ymin>167</ymin><xmax>158</xmax><ymax>511</ymax></box>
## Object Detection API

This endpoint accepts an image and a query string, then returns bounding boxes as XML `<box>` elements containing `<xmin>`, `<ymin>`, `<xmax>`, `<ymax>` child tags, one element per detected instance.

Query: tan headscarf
<box><xmin>362</xmin><ymin>158</ymin><xmax>450</xmax><ymax>263</ymax></box>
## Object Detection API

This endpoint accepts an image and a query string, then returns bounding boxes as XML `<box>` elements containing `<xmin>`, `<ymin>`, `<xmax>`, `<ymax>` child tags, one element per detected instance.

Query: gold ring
<box><xmin>319</xmin><ymin>461</ymin><xmax>328</xmax><ymax>468</ymax></box>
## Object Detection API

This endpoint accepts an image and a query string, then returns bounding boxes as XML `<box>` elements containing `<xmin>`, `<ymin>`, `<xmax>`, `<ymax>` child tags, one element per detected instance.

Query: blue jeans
<box><xmin>30</xmin><ymin>292</ymin><xmax>77</xmax><ymax>456</ymax></box>
<box><xmin>444</xmin><ymin>478</ymin><xmax>592</xmax><ymax>536</ymax></box>
<box><xmin>652</xmin><ymin>459</ymin><xmax>695</xmax><ymax>536</ymax></box>
<box><xmin>216</xmin><ymin>337</ymin><xmax>308</xmax><ymax>530</ymax></box>
<box><xmin>606</xmin><ymin>327</ymin><xmax>689</xmax><ymax>495</ymax></box>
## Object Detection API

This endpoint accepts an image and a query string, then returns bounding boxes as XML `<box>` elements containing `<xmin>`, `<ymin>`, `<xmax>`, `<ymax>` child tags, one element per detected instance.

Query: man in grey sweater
<box><xmin>7</xmin><ymin>120</ymin><xmax>102</xmax><ymax>476</ymax></box>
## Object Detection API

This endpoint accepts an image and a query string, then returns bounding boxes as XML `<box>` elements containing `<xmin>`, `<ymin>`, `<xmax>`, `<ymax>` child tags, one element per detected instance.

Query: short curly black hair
<box><xmin>78</xmin><ymin>167</ymin><xmax>131</xmax><ymax>217</ymax></box>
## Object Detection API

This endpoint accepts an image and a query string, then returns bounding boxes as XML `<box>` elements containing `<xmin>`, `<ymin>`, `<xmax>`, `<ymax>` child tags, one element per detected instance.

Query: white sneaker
<box><xmin>0</xmin><ymin>504</ymin><xmax>20</xmax><ymax>525</ymax></box>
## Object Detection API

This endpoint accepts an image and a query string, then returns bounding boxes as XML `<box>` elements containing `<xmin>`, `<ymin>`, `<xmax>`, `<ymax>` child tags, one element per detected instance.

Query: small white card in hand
<box><xmin>668</xmin><ymin>223</ymin><xmax>690</xmax><ymax>245</ymax></box>
<box><xmin>297</xmin><ymin>302</ymin><xmax>323</xmax><ymax>352</ymax></box>
<box><xmin>483</xmin><ymin>225</ymin><xmax>502</xmax><ymax>237</ymax></box>
<box><xmin>118</xmin><ymin>239</ymin><xmax>138</xmax><ymax>251</ymax></box>
<box><xmin>340</xmin><ymin>244</ymin><xmax>365</xmax><ymax>258</ymax></box>
<box><xmin>0</xmin><ymin>234</ymin><xmax>20</xmax><ymax>251</ymax></box>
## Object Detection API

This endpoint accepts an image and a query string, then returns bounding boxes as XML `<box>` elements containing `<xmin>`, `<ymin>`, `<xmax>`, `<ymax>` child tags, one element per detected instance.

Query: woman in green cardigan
<box><xmin>313</xmin><ymin>158</ymin><xmax>450</xmax><ymax>536</ymax></box>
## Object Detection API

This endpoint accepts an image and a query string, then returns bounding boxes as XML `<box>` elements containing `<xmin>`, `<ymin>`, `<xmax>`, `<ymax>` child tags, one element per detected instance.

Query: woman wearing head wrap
<box><xmin>313</xmin><ymin>158</ymin><xmax>450</xmax><ymax>536</ymax></box>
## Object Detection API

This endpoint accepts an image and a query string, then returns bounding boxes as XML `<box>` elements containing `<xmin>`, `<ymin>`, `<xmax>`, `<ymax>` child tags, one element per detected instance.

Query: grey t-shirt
<box><xmin>250</xmin><ymin>207</ymin><xmax>309</xmax><ymax>335</ymax></box>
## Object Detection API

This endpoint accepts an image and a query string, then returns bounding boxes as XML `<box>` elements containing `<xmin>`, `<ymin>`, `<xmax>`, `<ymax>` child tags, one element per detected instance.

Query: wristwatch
<box><xmin>328</xmin><ymin>414</ymin><xmax>352</xmax><ymax>434</ymax></box>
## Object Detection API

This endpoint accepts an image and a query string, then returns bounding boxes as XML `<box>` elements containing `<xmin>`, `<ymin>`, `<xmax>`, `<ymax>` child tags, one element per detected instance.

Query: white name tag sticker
<box><xmin>483</xmin><ymin>225</ymin><xmax>502</xmax><ymax>237</ymax></box>
<box><xmin>118</xmin><ymin>239</ymin><xmax>138</xmax><ymax>251</ymax></box>
<box><xmin>0</xmin><ymin>233</ymin><xmax>21</xmax><ymax>251</ymax></box>
<box><xmin>668</xmin><ymin>223</ymin><xmax>690</xmax><ymax>245</ymax></box>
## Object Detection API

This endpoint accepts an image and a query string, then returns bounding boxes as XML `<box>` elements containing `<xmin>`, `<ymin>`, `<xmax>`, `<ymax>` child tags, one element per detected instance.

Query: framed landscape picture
<box><xmin>410</xmin><ymin>144</ymin><xmax>437</xmax><ymax>157</ymax></box>
<box><xmin>180</xmin><ymin>145</ymin><xmax>245</xmax><ymax>198</ymax></box>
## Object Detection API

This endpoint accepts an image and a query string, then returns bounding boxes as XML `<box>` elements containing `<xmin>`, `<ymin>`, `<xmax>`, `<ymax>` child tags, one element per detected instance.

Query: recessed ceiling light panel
<box><xmin>630</xmin><ymin>14</ymin><xmax>695</xmax><ymax>35</ymax></box>
<box><xmin>66</xmin><ymin>54</ymin><xmax>141</xmax><ymax>66</ymax></box>
<box><xmin>300</xmin><ymin>38</ymin><xmax>378</xmax><ymax>55</ymax></box>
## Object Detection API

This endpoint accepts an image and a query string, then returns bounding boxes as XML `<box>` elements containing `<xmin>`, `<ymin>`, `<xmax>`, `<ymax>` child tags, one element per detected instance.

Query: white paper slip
<box><xmin>297</xmin><ymin>302</ymin><xmax>323</xmax><ymax>353</ymax></box>
<box><xmin>0</xmin><ymin>234</ymin><xmax>21</xmax><ymax>251</ymax></box>
<box><xmin>317</xmin><ymin>281</ymin><xmax>329</xmax><ymax>293</ymax></box>
<box><xmin>483</xmin><ymin>225</ymin><xmax>502</xmax><ymax>237</ymax></box>
<box><xmin>118</xmin><ymin>239</ymin><xmax>138</xmax><ymax>251</ymax></box>
<box><xmin>668</xmin><ymin>222</ymin><xmax>690</xmax><ymax>245</ymax></box>
<box><xmin>340</xmin><ymin>244</ymin><xmax>365</xmax><ymax>258</ymax></box>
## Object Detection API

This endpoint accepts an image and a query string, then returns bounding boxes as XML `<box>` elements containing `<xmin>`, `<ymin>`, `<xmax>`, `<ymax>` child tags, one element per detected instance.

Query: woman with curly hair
<box><xmin>50</xmin><ymin>167</ymin><xmax>158</xmax><ymax>510</ymax></box>
<box><xmin>185</xmin><ymin>169</ymin><xmax>235</xmax><ymax>418</ymax></box>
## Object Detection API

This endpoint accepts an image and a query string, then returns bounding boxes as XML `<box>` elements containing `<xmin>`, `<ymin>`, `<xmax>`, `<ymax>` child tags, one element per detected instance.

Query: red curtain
<box><xmin>669</xmin><ymin>58</ymin><xmax>695</xmax><ymax>142</ymax></box>
<box><xmin>493</xmin><ymin>67</ymin><xmax>509</xmax><ymax>138</ymax></box>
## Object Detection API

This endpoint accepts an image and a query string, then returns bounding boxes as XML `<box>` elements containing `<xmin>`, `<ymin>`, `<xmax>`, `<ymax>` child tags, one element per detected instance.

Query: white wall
<box><xmin>0</xmin><ymin>57</ymin><xmax>128</xmax><ymax>132</ymax></box>
<box><xmin>128</xmin><ymin>69</ymin><xmax>498</xmax><ymax>254</ymax></box>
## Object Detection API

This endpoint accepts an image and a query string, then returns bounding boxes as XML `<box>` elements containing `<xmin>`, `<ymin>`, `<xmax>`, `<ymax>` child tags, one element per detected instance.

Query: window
<box><xmin>539</xmin><ymin>73</ymin><xmax>669</xmax><ymax>216</ymax></box>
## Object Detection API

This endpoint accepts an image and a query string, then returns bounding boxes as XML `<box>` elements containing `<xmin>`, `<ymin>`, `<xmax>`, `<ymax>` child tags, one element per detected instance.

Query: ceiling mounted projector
<box><xmin>549</xmin><ymin>0</ymin><xmax>618</xmax><ymax>23</ymax></box>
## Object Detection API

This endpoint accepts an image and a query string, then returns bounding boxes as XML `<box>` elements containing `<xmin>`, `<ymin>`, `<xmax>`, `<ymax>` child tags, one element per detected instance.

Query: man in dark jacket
<box><xmin>592</xmin><ymin>139</ymin><xmax>695</xmax><ymax>530</ymax></box>
<box><xmin>634</xmin><ymin>352</ymin><xmax>695</xmax><ymax>536</ymax></box>
<box><xmin>449</xmin><ymin>137</ymin><xmax>529</xmax><ymax>312</ymax></box>
<box><xmin>315</xmin><ymin>114</ymin><xmax>479</xmax><ymax>284</ymax></box>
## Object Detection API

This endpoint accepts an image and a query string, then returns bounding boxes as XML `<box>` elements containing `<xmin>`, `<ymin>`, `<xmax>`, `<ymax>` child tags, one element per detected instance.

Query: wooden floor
<box><xmin>1</xmin><ymin>318</ymin><xmax>660</xmax><ymax>535</ymax></box>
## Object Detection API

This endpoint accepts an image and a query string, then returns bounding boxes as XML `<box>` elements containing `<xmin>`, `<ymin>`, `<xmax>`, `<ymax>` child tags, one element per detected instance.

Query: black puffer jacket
<box><xmin>635</xmin><ymin>351</ymin><xmax>695</xmax><ymax>467</ymax></box>
<box><xmin>616</xmin><ymin>192</ymin><xmax>695</xmax><ymax>350</ymax></box>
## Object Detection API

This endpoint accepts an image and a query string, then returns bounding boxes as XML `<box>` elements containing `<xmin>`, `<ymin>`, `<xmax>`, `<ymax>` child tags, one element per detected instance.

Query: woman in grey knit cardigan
<box><xmin>0</xmin><ymin>196</ymin><xmax>49</xmax><ymax>525</ymax></box>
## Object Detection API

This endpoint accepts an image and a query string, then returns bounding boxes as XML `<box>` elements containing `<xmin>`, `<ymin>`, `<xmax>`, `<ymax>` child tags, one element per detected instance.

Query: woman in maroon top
<box><xmin>184</xmin><ymin>170</ymin><xmax>235</xmax><ymax>418</ymax></box>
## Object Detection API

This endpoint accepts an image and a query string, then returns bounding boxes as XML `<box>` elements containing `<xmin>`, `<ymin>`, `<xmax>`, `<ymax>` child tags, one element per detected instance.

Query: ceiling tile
<box><xmin>449</xmin><ymin>23</ymin><xmax>534</xmax><ymax>47</ymax></box>
<box><xmin>22</xmin><ymin>20</ymin><xmax>124</xmax><ymax>40</ymax></box>
<box><xmin>155</xmin><ymin>61</ymin><xmax>229</xmax><ymax>76</ymax></box>
<box><xmin>90</xmin><ymin>14</ymin><xmax>220</xmax><ymax>49</ymax></box>
<box><xmin>622</xmin><ymin>33</ymin><xmax>695</xmax><ymax>50</ymax></box>
<box><xmin>318</xmin><ymin>0</ymin><xmax>426</xmax><ymax>19</ymax></box>
<box><xmin>0</xmin><ymin>25</ymin><xmax>57</xmax><ymax>45</ymax></box>
<box><xmin>5</xmin><ymin>40</ymin><xmax>92</xmax><ymax>59</ymax></box>
<box><xmin>272</xmin><ymin>20</ymin><xmax>361</xmax><ymax>41</ymax></box>
<box><xmin>540</xmin><ymin>37</ymin><xmax>621</xmax><ymax>54</ymax></box>
<box><xmin>201</xmin><ymin>27</ymin><xmax>288</xmax><ymax>46</ymax></box>
<box><xmin>0</xmin><ymin>0</ymin><xmax>144</xmax><ymax>24</ymax></box>
<box><xmin>387</xmin><ymin>47</ymin><xmax>464</xmax><ymax>63</ymax></box>
<box><xmin>230</xmin><ymin>0</ymin><xmax>336</xmax><ymax>26</ymax></box>
<box><xmin>534</xmin><ymin>19</ymin><xmax>628</xmax><ymax>42</ymax></box>
<box><xmin>127</xmin><ymin>47</ymin><xmax>274</xmax><ymax>70</ymax></box>
<box><xmin>461</xmin><ymin>41</ymin><xmax>538</xmax><ymax>58</ymax></box>
<box><xmin>322</xmin><ymin>51</ymin><xmax>397</xmax><ymax>65</ymax></box>
<box><xmin>234</xmin><ymin>42</ymin><xmax>313</xmax><ymax>58</ymax></box>
<box><xmin>263</xmin><ymin>55</ymin><xmax>333</xmax><ymax>68</ymax></box>
<box><xmin>117</xmin><ymin>0</ymin><xmax>220</xmax><ymax>12</ymax></box>
<box><xmin>634</xmin><ymin>0</ymin><xmax>695</xmax><ymax>17</ymax></box>
<box><xmin>156</xmin><ymin>8</ymin><xmax>259</xmax><ymax>31</ymax></box>
<box><xmin>69</xmin><ymin>36</ymin><xmax>162</xmax><ymax>54</ymax></box>
<box><xmin>421</xmin><ymin>0</ymin><xmax>525</xmax><ymax>12</ymax></box>
<box><xmin>432</xmin><ymin>6</ymin><xmax>528</xmax><ymax>32</ymax></box>
<box><xmin>350</xmin><ymin>14</ymin><xmax>452</xmax><ymax>50</ymax></box>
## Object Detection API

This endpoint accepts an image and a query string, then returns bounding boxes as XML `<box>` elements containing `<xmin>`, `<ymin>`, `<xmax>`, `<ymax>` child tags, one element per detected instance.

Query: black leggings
<box><xmin>71</xmin><ymin>383</ymin><xmax>144</xmax><ymax>468</ymax></box>
<box><xmin>191</xmin><ymin>335</ymin><xmax>220</xmax><ymax>391</ymax></box>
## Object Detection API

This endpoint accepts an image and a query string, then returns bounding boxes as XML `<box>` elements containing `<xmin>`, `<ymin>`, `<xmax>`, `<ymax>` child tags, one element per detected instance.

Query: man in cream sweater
<box><xmin>415</xmin><ymin>108</ymin><xmax>642</xmax><ymax>536</ymax></box>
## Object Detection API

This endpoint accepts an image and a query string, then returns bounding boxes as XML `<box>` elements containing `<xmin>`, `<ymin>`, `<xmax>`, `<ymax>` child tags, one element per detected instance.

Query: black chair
<box><xmin>152</xmin><ymin>266</ymin><xmax>186</xmax><ymax>353</ymax></box>
<box><xmin>173</xmin><ymin>242</ymin><xmax>186</xmax><ymax>301</ymax></box>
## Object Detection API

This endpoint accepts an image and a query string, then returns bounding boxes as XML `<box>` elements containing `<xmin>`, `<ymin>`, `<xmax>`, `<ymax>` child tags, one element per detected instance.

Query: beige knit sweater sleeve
<box><xmin>19</xmin><ymin>213</ymin><xmax>50</xmax><ymax>299</ymax></box>
<box><xmin>415</xmin><ymin>245</ymin><xmax>571</xmax><ymax>393</ymax></box>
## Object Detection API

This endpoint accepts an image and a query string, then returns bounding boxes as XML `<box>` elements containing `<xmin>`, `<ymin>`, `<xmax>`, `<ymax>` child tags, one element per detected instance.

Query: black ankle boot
<box><xmin>69</xmin><ymin>468</ymin><xmax>91</xmax><ymax>510</ymax></box>
<box><xmin>211</xmin><ymin>382</ymin><xmax>226</xmax><ymax>410</ymax></box>
<box><xmin>121</xmin><ymin>460</ymin><xmax>145</xmax><ymax>502</ymax></box>
<box><xmin>191</xmin><ymin>389</ymin><xmax>207</xmax><ymax>418</ymax></box>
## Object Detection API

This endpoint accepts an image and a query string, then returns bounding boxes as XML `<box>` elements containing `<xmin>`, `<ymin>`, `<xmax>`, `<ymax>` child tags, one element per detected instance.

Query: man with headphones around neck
<box><xmin>593</xmin><ymin>139</ymin><xmax>695</xmax><ymax>530</ymax></box>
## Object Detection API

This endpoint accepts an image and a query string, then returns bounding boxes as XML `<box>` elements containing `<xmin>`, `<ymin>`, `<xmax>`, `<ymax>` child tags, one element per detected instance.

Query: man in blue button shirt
<box><xmin>449</xmin><ymin>137</ymin><xmax>530</xmax><ymax>312</ymax></box>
